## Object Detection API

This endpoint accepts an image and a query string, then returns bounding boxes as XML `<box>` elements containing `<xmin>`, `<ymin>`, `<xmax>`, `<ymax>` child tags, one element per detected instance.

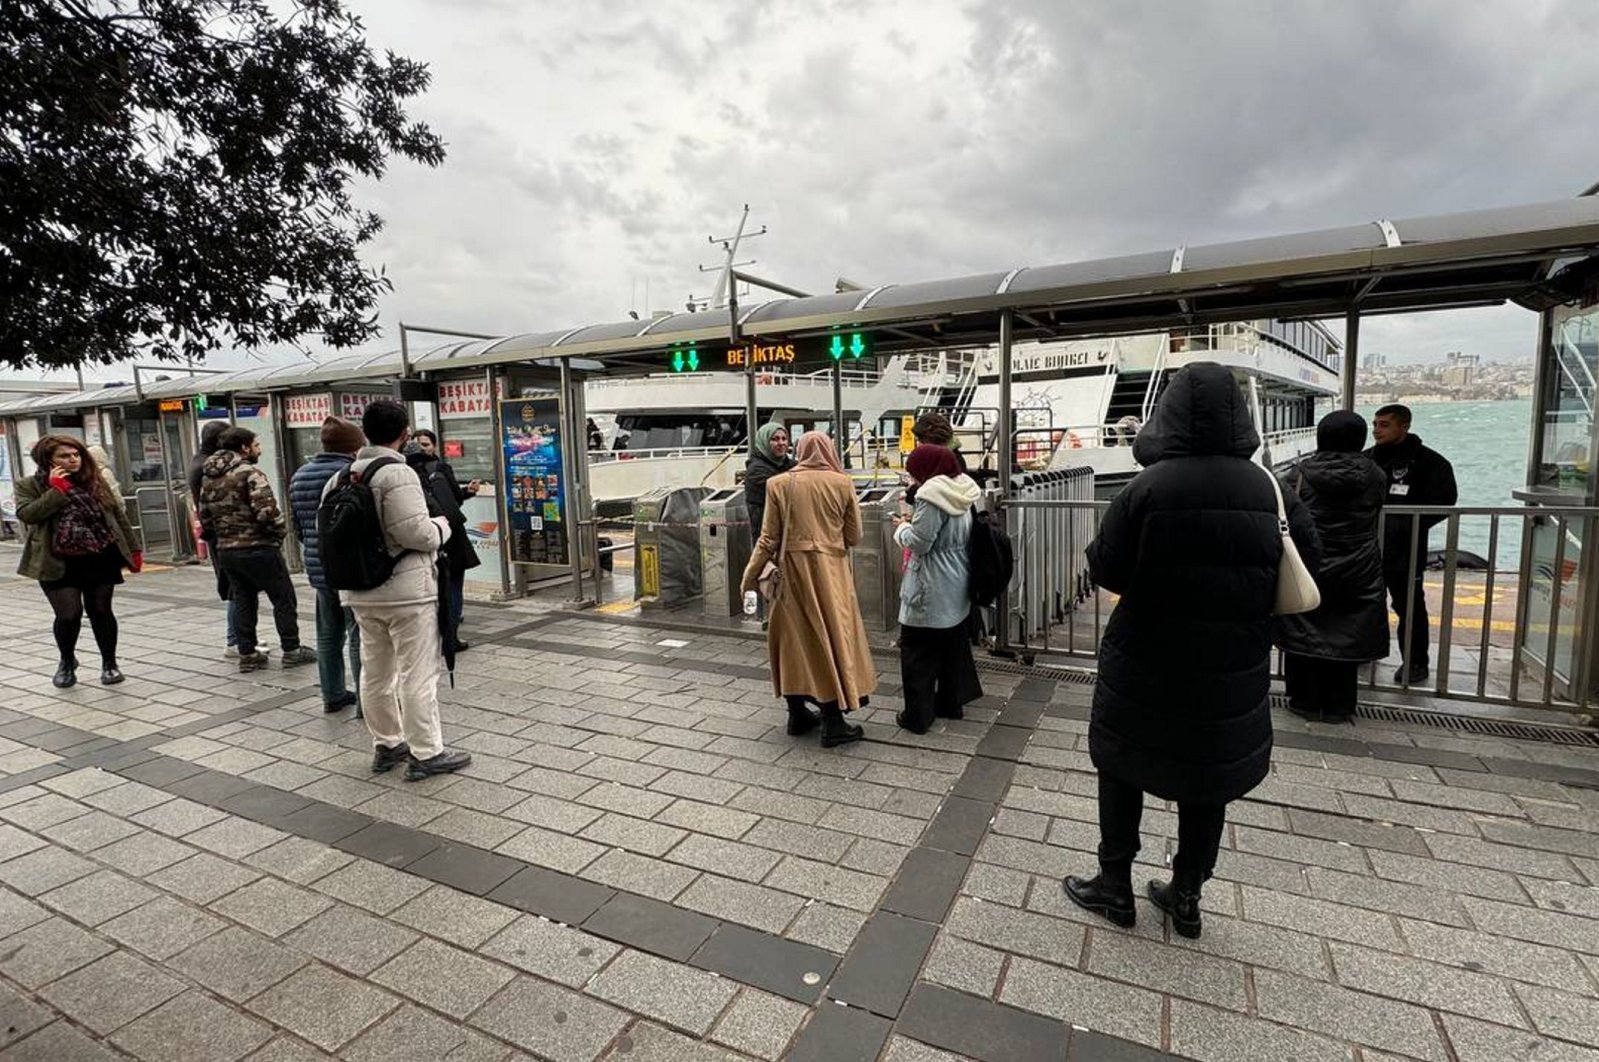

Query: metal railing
<box><xmin>589</xmin><ymin>445</ymin><xmax>741</xmax><ymax>464</ymax></box>
<box><xmin>996</xmin><ymin>497</ymin><xmax>1599</xmax><ymax>714</ymax></box>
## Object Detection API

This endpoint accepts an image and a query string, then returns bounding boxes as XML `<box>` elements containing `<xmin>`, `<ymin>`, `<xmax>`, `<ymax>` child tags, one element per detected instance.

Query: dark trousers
<box><xmin>220</xmin><ymin>547</ymin><xmax>301</xmax><ymax>654</ymax></box>
<box><xmin>1384</xmin><ymin>562</ymin><xmax>1430</xmax><ymax>670</ymax></box>
<box><xmin>898</xmin><ymin>622</ymin><xmax>983</xmax><ymax>731</ymax></box>
<box><xmin>1097</xmin><ymin>773</ymin><xmax>1226</xmax><ymax>884</ymax></box>
<box><xmin>1283</xmin><ymin>653</ymin><xmax>1358</xmax><ymax>719</ymax></box>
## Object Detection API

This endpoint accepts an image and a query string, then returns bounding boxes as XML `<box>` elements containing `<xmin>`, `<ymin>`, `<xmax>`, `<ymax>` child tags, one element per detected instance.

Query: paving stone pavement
<box><xmin>0</xmin><ymin>561</ymin><xmax>1595</xmax><ymax>1060</ymax></box>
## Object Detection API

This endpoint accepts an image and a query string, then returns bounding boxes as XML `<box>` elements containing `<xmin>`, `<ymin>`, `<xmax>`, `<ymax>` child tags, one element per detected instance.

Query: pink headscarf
<box><xmin>794</xmin><ymin>430</ymin><xmax>844</xmax><ymax>474</ymax></box>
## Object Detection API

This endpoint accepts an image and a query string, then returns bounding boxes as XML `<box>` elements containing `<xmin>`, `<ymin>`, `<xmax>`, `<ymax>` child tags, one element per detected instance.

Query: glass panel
<box><xmin>442</xmin><ymin>416</ymin><xmax>495</xmax><ymax>485</ymax></box>
<box><xmin>1543</xmin><ymin>303</ymin><xmax>1598</xmax><ymax>494</ymax></box>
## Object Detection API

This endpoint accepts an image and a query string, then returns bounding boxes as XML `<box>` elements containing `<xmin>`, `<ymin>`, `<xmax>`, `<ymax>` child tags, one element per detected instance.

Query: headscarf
<box><xmin>1316</xmin><ymin>410</ymin><xmax>1367</xmax><ymax>454</ymax></box>
<box><xmin>905</xmin><ymin>443</ymin><xmax>961</xmax><ymax>483</ymax></box>
<box><xmin>794</xmin><ymin>430</ymin><xmax>844</xmax><ymax>473</ymax></box>
<box><xmin>753</xmin><ymin>422</ymin><xmax>785</xmax><ymax>462</ymax></box>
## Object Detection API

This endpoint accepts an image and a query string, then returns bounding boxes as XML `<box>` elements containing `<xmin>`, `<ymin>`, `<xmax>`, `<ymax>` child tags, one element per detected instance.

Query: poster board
<box><xmin>499</xmin><ymin>398</ymin><xmax>568</xmax><ymax>566</ymax></box>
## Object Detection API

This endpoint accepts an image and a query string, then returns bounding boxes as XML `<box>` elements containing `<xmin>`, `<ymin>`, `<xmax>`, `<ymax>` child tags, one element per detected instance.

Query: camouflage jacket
<box><xmin>198</xmin><ymin>450</ymin><xmax>286</xmax><ymax>551</ymax></box>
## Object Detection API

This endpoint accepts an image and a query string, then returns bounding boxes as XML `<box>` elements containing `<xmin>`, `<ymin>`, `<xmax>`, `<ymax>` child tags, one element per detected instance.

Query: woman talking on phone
<box><xmin>14</xmin><ymin>435</ymin><xmax>141</xmax><ymax>688</ymax></box>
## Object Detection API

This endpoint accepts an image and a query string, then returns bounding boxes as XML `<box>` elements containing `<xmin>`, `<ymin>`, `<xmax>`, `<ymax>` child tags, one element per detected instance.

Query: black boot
<box><xmin>100</xmin><ymin>662</ymin><xmax>124</xmax><ymax>685</ymax></box>
<box><xmin>1148</xmin><ymin>870</ymin><xmax>1204</xmax><ymax>938</ymax></box>
<box><xmin>1063</xmin><ymin>864</ymin><xmax>1135</xmax><ymax>928</ymax></box>
<box><xmin>785</xmin><ymin>698</ymin><xmax>821</xmax><ymax>736</ymax></box>
<box><xmin>819</xmin><ymin>703</ymin><xmax>862</xmax><ymax>748</ymax></box>
<box><xmin>52</xmin><ymin>658</ymin><xmax>77</xmax><ymax>689</ymax></box>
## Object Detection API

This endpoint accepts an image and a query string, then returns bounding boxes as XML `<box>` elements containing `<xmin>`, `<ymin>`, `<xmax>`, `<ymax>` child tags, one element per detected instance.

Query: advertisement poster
<box><xmin>0</xmin><ymin>422</ymin><xmax>13</xmax><ymax>525</ymax></box>
<box><xmin>460</xmin><ymin>491</ymin><xmax>502</xmax><ymax>586</ymax></box>
<box><xmin>284</xmin><ymin>393</ymin><xmax>333</xmax><ymax>428</ymax></box>
<box><xmin>500</xmin><ymin>398</ymin><xmax>568</xmax><ymax>566</ymax></box>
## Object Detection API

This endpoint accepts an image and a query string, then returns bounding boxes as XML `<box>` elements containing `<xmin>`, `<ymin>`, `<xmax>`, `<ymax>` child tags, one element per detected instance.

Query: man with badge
<box><xmin>1367</xmin><ymin>405</ymin><xmax>1458</xmax><ymax>684</ymax></box>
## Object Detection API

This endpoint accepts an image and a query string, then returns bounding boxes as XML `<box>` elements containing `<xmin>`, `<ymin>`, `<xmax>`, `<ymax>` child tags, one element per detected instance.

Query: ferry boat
<box><xmin>580</xmin><ymin>318</ymin><xmax>1340</xmax><ymax>502</ymax></box>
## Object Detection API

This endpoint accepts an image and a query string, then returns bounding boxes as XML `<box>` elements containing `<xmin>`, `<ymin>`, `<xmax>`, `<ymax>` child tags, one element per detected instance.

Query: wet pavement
<box><xmin>0</xmin><ymin>560</ymin><xmax>1596</xmax><ymax>1061</ymax></box>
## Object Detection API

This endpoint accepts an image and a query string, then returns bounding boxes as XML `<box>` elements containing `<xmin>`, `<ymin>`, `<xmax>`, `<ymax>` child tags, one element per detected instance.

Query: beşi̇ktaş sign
<box><xmin>664</xmin><ymin>332</ymin><xmax>873</xmax><ymax>373</ymax></box>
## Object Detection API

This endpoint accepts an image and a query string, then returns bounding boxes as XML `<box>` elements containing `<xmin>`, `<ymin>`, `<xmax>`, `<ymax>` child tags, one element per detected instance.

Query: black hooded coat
<box><xmin>1087</xmin><ymin>363</ymin><xmax>1321</xmax><ymax>805</ymax></box>
<box><xmin>1273</xmin><ymin>413</ymin><xmax>1390</xmax><ymax>663</ymax></box>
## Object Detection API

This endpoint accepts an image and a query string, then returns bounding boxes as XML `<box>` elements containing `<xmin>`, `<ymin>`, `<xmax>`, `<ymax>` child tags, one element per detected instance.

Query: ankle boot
<box><xmin>785</xmin><ymin>698</ymin><xmax>822</xmax><ymax>736</ymax></box>
<box><xmin>52</xmin><ymin>658</ymin><xmax>78</xmax><ymax>689</ymax></box>
<box><xmin>1148</xmin><ymin>869</ymin><xmax>1204</xmax><ymax>938</ymax></box>
<box><xmin>1063</xmin><ymin>864</ymin><xmax>1135</xmax><ymax>927</ymax></box>
<box><xmin>100</xmin><ymin>660</ymin><xmax>124</xmax><ymax>685</ymax></box>
<box><xmin>819</xmin><ymin>704</ymin><xmax>862</xmax><ymax>748</ymax></box>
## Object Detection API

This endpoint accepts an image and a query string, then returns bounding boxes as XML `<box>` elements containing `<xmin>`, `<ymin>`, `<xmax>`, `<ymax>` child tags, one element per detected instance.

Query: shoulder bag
<box><xmin>1263</xmin><ymin>464</ymin><xmax>1321</xmax><ymax>615</ymax></box>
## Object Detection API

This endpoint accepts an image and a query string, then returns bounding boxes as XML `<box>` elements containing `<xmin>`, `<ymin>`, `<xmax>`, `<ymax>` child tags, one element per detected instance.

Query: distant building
<box><xmin>1441</xmin><ymin>351</ymin><xmax>1480</xmax><ymax>388</ymax></box>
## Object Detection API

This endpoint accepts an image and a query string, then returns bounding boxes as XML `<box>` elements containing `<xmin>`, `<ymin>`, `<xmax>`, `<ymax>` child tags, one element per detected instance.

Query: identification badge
<box><xmin>1389</xmin><ymin>483</ymin><xmax>1410</xmax><ymax>496</ymax></box>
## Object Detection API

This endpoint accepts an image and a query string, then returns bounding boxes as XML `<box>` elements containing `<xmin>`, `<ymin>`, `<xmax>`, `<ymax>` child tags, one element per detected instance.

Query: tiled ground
<box><xmin>0</xmin><ymin>559</ymin><xmax>1595</xmax><ymax>1061</ymax></box>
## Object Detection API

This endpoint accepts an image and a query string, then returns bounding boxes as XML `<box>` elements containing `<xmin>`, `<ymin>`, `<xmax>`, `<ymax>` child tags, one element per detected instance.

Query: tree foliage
<box><xmin>0</xmin><ymin>0</ymin><xmax>445</xmax><ymax>370</ymax></box>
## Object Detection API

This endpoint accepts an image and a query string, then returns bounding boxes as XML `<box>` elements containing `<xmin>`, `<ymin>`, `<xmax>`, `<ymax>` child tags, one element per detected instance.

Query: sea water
<box><xmin>1358</xmin><ymin>399</ymin><xmax>1532</xmax><ymax>564</ymax></box>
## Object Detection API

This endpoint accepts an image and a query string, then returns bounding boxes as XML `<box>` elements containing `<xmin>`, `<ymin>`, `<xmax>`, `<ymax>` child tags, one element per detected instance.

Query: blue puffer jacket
<box><xmin>288</xmin><ymin>453</ymin><xmax>354</xmax><ymax>590</ymax></box>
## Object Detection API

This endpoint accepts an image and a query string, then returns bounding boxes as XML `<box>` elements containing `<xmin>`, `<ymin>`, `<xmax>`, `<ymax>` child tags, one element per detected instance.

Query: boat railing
<box><xmin>588</xmin><ymin>445</ymin><xmax>741</xmax><ymax>464</ymax></box>
<box><xmin>993</xmin><ymin>497</ymin><xmax>1599</xmax><ymax>715</ymax></box>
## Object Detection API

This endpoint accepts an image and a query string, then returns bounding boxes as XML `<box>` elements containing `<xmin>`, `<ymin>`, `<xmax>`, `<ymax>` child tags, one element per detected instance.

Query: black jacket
<box><xmin>405</xmin><ymin>452</ymin><xmax>481</xmax><ymax>574</ymax></box>
<box><xmin>1365</xmin><ymin>434</ymin><xmax>1457</xmax><ymax>566</ymax></box>
<box><xmin>1273</xmin><ymin>453</ymin><xmax>1390</xmax><ymax>663</ymax></box>
<box><xmin>744</xmin><ymin>451</ymin><xmax>794</xmax><ymax>540</ymax></box>
<box><xmin>1087</xmin><ymin>363</ymin><xmax>1321</xmax><ymax>805</ymax></box>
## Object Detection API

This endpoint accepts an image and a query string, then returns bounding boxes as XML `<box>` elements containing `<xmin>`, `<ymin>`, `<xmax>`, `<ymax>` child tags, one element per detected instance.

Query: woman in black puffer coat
<box><xmin>1064</xmin><ymin>362</ymin><xmax>1320</xmax><ymax>940</ymax></box>
<box><xmin>1275</xmin><ymin>411</ymin><xmax>1389</xmax><ymax>722</ymax></box>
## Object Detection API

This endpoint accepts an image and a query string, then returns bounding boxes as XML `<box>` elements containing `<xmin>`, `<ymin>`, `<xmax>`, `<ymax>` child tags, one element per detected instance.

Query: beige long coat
<box><xmin>740</xmin><ymin>468</ymin><xmax>877</xmax><ymax>711</ymax></box>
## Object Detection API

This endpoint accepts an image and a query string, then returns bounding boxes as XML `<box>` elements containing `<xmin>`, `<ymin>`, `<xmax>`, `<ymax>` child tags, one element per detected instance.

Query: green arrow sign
<box><xmin>687</xmin><ymin>347</ymin><xmax>700</xmax><ymax>371</ymax></box>
<box><xmin>829</xmin><ymin>335</ymin><xmax>844</xmax><ymax>361</ymax></box>
<box><xmin>849</xmin><ymin>333</ymin><xmax>865</xmax><ymax>359</ymax></box>
<box><xmin>672</xmin><ymin>350</ymin><xmax>685</xmax><ymax>372</ymax></box>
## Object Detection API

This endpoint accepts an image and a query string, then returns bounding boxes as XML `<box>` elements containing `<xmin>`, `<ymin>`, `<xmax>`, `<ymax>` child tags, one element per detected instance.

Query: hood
<box><xmin>202</xmin><ymin>450</ymin><xmax>244</xmax><ymax>478</ymax></box>
<box><xmin>1132</xmin><ymin>362</ymin><xmax>1260</xmax><ymax>465</ymax></box>
<box><xmin>916</xmin><ymin>473</ymin><xmax>982</xmax><ymax>515</ymax></box>
<box><xmin>1297</xmin><ymin>452</ymin><xmax>1380</xmax><ymax>501</ymax></box>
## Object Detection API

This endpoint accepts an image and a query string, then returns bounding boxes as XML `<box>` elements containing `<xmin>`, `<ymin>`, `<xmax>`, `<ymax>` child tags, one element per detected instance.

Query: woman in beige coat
<box><xmin>741</xmin><ymin>431</ymin><xmax>877</xmax><ymax>747</ymax></box>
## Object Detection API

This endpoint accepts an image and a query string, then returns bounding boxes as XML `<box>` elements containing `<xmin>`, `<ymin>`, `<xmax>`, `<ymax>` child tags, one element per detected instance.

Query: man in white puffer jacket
<box><xmin>333</xmin><ymin>400</ymin><xmax>473</xmax><ymax>782</ymax></box>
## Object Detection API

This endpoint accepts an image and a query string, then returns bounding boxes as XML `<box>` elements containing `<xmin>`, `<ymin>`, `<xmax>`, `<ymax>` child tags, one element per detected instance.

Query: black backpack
<box><xmin>317</xmin><ymin>455</ymin><xmax>401</xmax><ymax>592</ymax></box>
<box><xmin>967</xmin><ymin>508</ymin><xmax>1015</xmax><ymax>607</ymax></box>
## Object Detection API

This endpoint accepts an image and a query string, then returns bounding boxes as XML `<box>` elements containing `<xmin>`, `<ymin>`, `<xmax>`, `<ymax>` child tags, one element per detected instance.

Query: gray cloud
<box><xmin>19</xmin><ymin>0</ymin><xmax>1597</xmax><ymax>382</ymax></box>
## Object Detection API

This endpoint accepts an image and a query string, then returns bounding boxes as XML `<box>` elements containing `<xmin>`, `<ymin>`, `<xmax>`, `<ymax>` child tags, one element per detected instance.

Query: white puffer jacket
<box><xmin>323</xmin><ymin>445</ymin><xmax>451</xmax><ymax>610</ymax></box>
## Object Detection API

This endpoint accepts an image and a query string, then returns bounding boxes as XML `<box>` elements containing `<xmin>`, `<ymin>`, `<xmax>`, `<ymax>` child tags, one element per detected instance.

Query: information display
<box><xmin>500</xmin><ymin>398</ymin><xmax>568</xmax><ymax>566</ymax></box>
<box><xmin>663</xmin><ymin>332</ymin><xmax>873</xmax><ymax>373</ymax></box>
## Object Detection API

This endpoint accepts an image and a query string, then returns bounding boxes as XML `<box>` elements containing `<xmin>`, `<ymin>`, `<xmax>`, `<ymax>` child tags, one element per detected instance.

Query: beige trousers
<box><xmin>352</xmin><ymin>605</ymin><xmax>443</xmax><ymax>760</ymax></box>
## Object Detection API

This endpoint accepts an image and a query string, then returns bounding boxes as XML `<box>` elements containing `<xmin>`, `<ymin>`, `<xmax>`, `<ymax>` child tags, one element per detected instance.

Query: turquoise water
<box><xmin>1357</xmin><ymin>399</ymin><xmax>1532</xmax><ymax>565</ymax></box>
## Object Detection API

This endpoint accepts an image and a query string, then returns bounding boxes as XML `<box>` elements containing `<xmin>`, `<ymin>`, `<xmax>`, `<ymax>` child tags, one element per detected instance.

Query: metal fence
<box><xmin>996</xmin><ymin>496</ymin><xmax>1599</xmax><ymax>714</ymax></box>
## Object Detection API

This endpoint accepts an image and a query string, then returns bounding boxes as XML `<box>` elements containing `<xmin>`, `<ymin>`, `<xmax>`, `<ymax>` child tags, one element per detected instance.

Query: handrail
<box><xmin>589</xmin><ymin>445</ymin><xmax>741</xmax><ymax>463</ymax></box>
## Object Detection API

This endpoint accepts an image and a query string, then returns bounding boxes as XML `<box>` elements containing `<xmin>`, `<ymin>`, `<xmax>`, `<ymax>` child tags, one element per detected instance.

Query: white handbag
<box><xmin>1264</xmin><ymin>465</ymin><xmax>1321</xmax><ymax>615</ymax></box>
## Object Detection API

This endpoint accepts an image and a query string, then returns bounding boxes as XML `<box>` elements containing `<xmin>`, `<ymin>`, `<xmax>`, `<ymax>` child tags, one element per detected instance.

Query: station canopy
<box><xmin>9</xmin><ymin>195</ymin><xmax>1599</xmax><ymax>416</ymax></box>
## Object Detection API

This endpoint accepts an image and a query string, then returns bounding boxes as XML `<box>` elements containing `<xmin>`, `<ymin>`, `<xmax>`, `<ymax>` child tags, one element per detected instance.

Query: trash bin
<box><xmin>633</xmin><ymin>486</ymin><xmax>711</xmax><ymax>605</ymax></box>
<box><xmin>699</xmin><ymin>487</ymin><xmax>753</xmax><ymax>617</ymax></box>
<box><xmin>852</xmin><ymin>485</ymin><xmax>907</xmax><ymax>631</ymax></box>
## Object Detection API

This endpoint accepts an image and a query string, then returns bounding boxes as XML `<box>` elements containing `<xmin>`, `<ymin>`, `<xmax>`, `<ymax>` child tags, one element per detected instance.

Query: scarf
<box><xmin>794</xmin><ymin>430</ymin><xmax>844</xmax><ymax>473</ymax></box>
<box><xmin>53</xmin><ymin>485</ymin><xmax>115</xmax><ymax>557</ymax></box>
<box><xmin>753</xmin><ymin>422</ymin><xmax>785</xmax><ymax>462</ymax></box>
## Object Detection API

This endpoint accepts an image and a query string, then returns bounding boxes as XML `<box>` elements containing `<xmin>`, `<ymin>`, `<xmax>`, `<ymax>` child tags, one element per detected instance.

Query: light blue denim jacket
<box><xmin>894</xmin><ymin>474</ymin><xmax>981</xmax><ymax>629</ymax></box>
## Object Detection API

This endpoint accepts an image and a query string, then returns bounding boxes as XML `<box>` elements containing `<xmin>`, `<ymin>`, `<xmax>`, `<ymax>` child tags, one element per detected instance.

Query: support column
<box><xmin>998</xmin><ymin>310</ymin><xmax>1015</xmax><ymax>484</ymax></box>
<box><xmin>831</xmin><ymin>361</ymin><xmax>844</xmax><ymax>452</ymax></box>
<box><xmin>995</xmin><ymin>310</ymin><xmax>1015</xmax><ymax>656</ymax></box>
<box><xmin>558</xmin><ymin>357</ymin><xmax>584</xmax><ymax>604</ymax></box>
<box><xmin>1341</xmin><ymin>305</ymin><xmax>1360</xmax><ymax>411</ymax></box>
<box><xmin>745</xmin><ymin>360</ymin><xmax>758</xmax><ymax>455</ymax></box>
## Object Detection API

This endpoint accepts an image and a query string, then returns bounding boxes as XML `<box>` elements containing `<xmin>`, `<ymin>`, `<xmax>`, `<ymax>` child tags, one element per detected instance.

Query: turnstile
<box><xmin>699</xmin><ymin>487</ymin><xmax>753</xmax><ymax>617</ymax></box>
<box><xmin>633</xmin><ymin>486</ymin><xmax>711</xmax><ymax>605</ymax></box>
<box><xmin>852</xmin><ymin>485</ymin><xmax>907</xmax><ymax>631</ymax></box>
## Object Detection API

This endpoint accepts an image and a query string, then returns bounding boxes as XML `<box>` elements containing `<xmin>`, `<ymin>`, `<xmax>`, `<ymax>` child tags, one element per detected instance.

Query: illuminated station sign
<box><xmin>665</xmin><ymin>332</ymin><xmax>873</xmax><ymax>373</ymax></box>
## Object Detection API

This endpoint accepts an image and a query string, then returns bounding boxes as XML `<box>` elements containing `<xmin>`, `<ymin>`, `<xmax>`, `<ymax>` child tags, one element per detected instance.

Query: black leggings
<box><xmin>44</xmin><ymin>583</ymin><xmax>118</xmax><ymax>665</ymax></box>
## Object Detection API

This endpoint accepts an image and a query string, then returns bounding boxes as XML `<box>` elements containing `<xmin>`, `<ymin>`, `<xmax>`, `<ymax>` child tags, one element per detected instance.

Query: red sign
<box><xmin>339</xmin><ymin>392</ymin><xmax>388</xmax><ymax>419</ymax></box>
<box><xmin>284</xmin><ymin>393</ymin><xmax>333</xmax><ymax>428</ymax></box>
<box><xmin>443</xmin><ymin>440</ymin><xmax>464</xmax><ymax>459</ymax></box>
<box><xmin>439</xmin><ymin>379</ymin><xmax>491</xmax><ymax>419</ymax></box>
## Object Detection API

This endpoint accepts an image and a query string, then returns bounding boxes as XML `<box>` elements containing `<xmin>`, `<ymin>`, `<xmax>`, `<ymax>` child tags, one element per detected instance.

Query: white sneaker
<box><xmin>224</xmin><ymin>646</ymin><xmax>239</xmax><ymax>658</ymax></box>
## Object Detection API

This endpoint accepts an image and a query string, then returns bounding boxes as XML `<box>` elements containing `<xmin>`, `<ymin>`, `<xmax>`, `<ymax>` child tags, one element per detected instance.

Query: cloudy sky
<box><xmin>23</xmin><ymin>0</ymin><xmax>1599</xmax><ymax>381</ymax></box>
